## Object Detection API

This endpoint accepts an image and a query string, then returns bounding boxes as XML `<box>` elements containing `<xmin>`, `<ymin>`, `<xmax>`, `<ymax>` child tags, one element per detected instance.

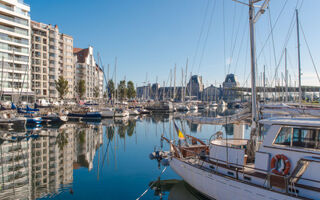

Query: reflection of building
<box><xmin>187</xmin><ymin>122</ymin><xmax>201</xmax><ymax>133</ymax></box>
<box><xmin>233</xmin><ymin>124</ymin><xmax>245</xmax><ymax>139</ymax></box>
<box><xmin>30</xmin><ymin>124</ymin><xmax>75</xmax><ymax>199</ymax></box>
<box><xmin>74</xmin><ymin>124</ymin><xmax>103</xmax><ymax>171</ymax></box>
<box><xmin>0</xmin><ymin>138</ymin><xmax>31</xmax><ymax>199</ymax></box>
<box><xmin>0</xmin><ymin>123</ymin><xmax>104</xmax><ymax>199</ymax></box>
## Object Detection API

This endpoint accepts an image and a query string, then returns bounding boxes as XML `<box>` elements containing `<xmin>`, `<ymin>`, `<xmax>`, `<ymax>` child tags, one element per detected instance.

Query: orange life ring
<box><xmin>270</xmin><ymin>154</ymin><xmax>291</xmax><ymax>176</ymax></box>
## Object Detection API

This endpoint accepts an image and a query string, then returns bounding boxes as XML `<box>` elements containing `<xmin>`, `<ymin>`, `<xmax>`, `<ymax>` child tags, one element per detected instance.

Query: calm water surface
<box><xmin>0</xmin><ymin>112</ymin><xmax>250</xmax><ymax>200</ymax></box>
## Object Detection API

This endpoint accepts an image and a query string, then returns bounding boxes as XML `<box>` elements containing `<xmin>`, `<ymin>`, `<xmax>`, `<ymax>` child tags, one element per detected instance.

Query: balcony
<box><xmin>0</xmin><ymin>33</ymin><xmax>28</xmax><ymax>45</ymax></box>
<box><xmin>0</xmin><ymin>24</ymin><xmax>28</xmax><ymax>36</ymax></box>
<box><xmin>0</xmin><ymin>3</ymin><xmax>13</xmax><ymax>12</ymax></box>
<box><xmin>0</xmin><ymin>14</ymin><xmax>28</xmax><ymax>26</ymax></box>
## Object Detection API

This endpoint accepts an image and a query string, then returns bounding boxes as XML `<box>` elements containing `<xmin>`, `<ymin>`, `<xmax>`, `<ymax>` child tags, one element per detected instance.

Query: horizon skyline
<box><xmin>25</xmin><ymin>0</ymin><xmax>320</xmax><ymax>88</ymax></box>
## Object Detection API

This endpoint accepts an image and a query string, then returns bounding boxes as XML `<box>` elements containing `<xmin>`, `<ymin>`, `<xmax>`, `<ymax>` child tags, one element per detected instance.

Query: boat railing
<box><xmin>162</xmin><ymin>136</ymin><xmax>320</xmax><ymax>196</ymax></box>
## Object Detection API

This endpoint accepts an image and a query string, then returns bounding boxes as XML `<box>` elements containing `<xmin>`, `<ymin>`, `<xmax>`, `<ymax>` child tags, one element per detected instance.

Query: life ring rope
<box><xmin>270</xmin><ymin>154</ymin><xmax>291</xmax><ymax>176</ymax></box>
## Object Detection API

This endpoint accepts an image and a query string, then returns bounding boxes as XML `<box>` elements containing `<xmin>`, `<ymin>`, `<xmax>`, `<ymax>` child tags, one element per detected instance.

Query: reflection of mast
<box><xmin>115</xmin><ymin>127</ymin><xmax>117</xmax><ymax>169</ymax></box>
<box><xmin>97</xmin><ymin>143</ymin><xmax>100</xmax><ymax>181</ymax></box>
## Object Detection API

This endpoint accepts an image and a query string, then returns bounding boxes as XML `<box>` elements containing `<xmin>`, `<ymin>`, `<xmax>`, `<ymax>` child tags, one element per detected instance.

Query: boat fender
<box><xmin>270</xmin><ymin>154</ymin><xmax>291</xmax><ymax>176</ymax></box>
<box><xmin>161</xmin><ymin>158</ymin><xmax>169</xmax><ymax>166</ymax></box>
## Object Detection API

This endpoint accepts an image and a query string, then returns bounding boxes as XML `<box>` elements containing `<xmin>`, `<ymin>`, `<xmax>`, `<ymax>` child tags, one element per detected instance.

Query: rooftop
<box><xmin>259</xmin><ymin>117</ymin><xmax>320</xmax><ymax>127</ymax></box>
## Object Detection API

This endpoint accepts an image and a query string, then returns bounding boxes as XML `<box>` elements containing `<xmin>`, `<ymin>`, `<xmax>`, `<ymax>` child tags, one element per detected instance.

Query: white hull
<box><xmin>101</xmin><ymin>110</ymin><xmax>114</xmax><ymax>118</ymax></box>
<box><xmin>114</xmin><ymin>111</ymin><xmax>129</xmax><ymax>118</ymax></box>
<box><xmin>129</xmin><ymin>109</ymin><xmax>140</xmax><ymax>115</ymax></box>
<box><xmin>170</xmin><ymin>158</ymin><xmax>299</xmax><ymax>200</ymax></box>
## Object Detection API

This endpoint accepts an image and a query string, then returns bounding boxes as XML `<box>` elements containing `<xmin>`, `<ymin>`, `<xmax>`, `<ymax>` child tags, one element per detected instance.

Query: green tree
<box><xmin>127</xmin><ymin>120</ymin><xmax>136</xmax><ymax>137</ymax></box>
<box><xmin>77</xmin><ymin>80</ymin><xmax>86</xmax><ymax>99</ymax></box>
<box><xmin>55</xmin><ymin>76</ymin><xmax>69</xmax><ymax>99</ymax></box>
<box><xmin>56</xmin><ymin>131</ymin><xmax>68</xmax><ymax>150</ymax></box>
<box><xmin>127</xmin><ymin>81</ymin><xmax>136</xmax><ymax>99</ymax></box>
<box><xmin>118</xmin><ymin>80</ymin><xmax>127</xmax><ymax>100</ymax></box>
<box><xmin>93</xmin><ymin>86</ymin><xmax>100</xmax><ymax>98</ymax></box>
<box><xmin>107</xmin><ymin>80</ymin><xmax>115</xmax><ymax>99</ymax></box>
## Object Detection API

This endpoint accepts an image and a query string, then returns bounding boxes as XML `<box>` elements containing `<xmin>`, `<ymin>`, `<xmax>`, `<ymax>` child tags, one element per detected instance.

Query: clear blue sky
<box><xmin>25</xmin><ymin>0</ymin><xmax>320</xmax><ymax>87</ymax></box>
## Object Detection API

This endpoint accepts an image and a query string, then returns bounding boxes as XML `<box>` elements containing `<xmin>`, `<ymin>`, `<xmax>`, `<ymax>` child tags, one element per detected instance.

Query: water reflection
<box><xmin>150</xmin><ymin>179</ymin><xmax>210</xmax><ymax>200</ymax></box>
<box><xmin>0</xmin><ymin>123</ymin><xmax>103</xmax><ymax>200</ymax></box>
<box><xmin>0</xmin><ymin>113</ymin><xmax>250</xmax><ymax>199</ymax></box>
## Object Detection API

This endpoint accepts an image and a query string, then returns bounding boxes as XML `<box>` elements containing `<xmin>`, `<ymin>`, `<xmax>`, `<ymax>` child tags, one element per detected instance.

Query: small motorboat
<box><xmin>129</xmin><ymin>108</ymin><xmax>140</xmax><ymax>115</ymax></box>
<box><xmin>114</xmin><ymin>108</ymin><xmax>129</xmax><ymax>117</ymax></box>
<box><xmin>67</xmin><ymin>111</ymin><xmax>101</xmax><ymax>119</ymax></box>
<box><xmin>100</xmin><ymin>108</ymin><xmax>115</xmax><ymax>118</ymax></box>
<box><xmin>42</xmin><ymin>113</ymin><xmax>68</xmax><ymax>123</ymax></box>
<box><xmin>25</xmin><ymin>116</ymin><xmax>42</xmax><ymax>124</ymax></box>
<box><xmin>176</xmin><ymin>104</ymin><xmax>189</xmax><ymax>112</ymax></box>
<box><xmin>139</xmin><ymin>108</ymin><xmax>151</xmax><ymax>114</ymax></box>
<box><xmin>0</xmin><ymin>113</ymin><xmax>26</xmax><ymax>126</ymax></box>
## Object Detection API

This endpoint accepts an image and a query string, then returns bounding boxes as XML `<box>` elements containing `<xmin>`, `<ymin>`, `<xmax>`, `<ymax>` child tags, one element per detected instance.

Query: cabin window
<box><xmin>292</xmin><ymin>128</ymin><xmax>317</xmax><ymax>149</ymax></box>
<box><xmin>274</xmin><ymin>127</ymin><xmax>292</xmax><ymax>146</ymax></box>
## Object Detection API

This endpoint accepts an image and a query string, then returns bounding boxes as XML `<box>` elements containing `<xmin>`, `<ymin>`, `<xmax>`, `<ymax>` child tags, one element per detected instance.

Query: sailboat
<box><xmin>152</xmin><ymin>1</ymin><xmax>320</xmax><ymax>199</ymax></box>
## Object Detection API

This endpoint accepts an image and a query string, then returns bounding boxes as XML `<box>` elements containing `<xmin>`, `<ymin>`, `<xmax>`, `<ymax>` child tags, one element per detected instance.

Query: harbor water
<box><xmin>0</xmin><ymin>113</ymin><xmax>250</xmax><ymax>200</ymax></box>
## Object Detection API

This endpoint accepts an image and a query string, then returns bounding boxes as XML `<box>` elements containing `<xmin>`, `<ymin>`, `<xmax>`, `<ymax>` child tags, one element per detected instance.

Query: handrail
<box><xmin>185</xmin><ymin>134</ymin><xmax>206</xmax><ymax>145</ymax></box>
<box><xmin>162</xmin><ymin>137</ymin><xmax>320</xmax><ymax>187</ymax></box>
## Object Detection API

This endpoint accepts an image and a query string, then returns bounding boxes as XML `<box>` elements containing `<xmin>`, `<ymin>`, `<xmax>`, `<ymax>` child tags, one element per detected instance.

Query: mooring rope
<box><xmin>136</xmin><ymin>166</ymin><xmax>168</xmax><ymax>200</ymax></box>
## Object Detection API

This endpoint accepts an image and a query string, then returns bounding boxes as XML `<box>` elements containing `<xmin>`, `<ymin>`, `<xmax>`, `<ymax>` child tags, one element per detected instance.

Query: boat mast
<box><xmin>285</xmin><ymin>48</ymin><xmax>289</xmax><ymax>102</ymax></box>
<box><xmin>263</xmin><ymin>65</ymin><xmax>266</xmax><ymax>101</ymax></box>
<box><xmin>189</xmin><ymin>72</ymin><xmax>192</xmax><ymax>100</ymax></box>
<box><xmin>247</xmin><ymin>0</ymin><xmax>269</xmax><ymax>123</ymax></box>
<box><xmin>0</xmin><ymin>57</ymin><xmax>3</xmax><ymax>101</ymax></box>
<box><xmin>114</xmin><ymin>57</ymin><xmax>117</xmax><ymax>104</ymax></box>
<box><xmin>249</xmin><ymin>0</ymin><xmax>258</xmax><ymax>123</ymax></box>
<box><xmin>296</xmin><ymin>9</ymin><xmax>302</xmax><ymax>107</ymax></box>
<box><xmin>185</xmin><ymin>59</ymin><xmax>188</xmax><ymax>101</ymax></box>
<box><xmin>173</xmin><ymin>64</ymin><xmax>176</xmax><ymax>100</ymax></box>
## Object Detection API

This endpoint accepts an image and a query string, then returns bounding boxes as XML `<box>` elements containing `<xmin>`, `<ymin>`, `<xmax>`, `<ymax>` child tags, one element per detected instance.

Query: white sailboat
<box><xmin>153</xmin><ymin>0</ymin><xmax>320</xmax><ymax>199</ymax></box>
<box><xmin>164</xmin><ymin>118</ymin><xmax>320</xmax><ymax>199</ymax></box>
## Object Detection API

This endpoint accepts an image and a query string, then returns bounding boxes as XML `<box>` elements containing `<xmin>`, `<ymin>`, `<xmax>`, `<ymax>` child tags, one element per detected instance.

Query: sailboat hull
<box><xmin>170</xmin><ymin>158</ymin><xmax>299</xmax><ymax>200</ymax></box>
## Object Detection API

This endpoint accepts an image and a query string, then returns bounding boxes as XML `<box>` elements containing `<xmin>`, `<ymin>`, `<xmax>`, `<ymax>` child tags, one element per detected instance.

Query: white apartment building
<box><xmin>31</xmin><ymin>21</ymin><xmax>74</xmax><ymax>101</ymax></box>
<box><xmin>0</xmin><ymin>0</ymin><xmax>33</xmax><ymax>102</ymax></box>
<box><xmin>74</xmin><ymin>46</ymin><xmax>103</xmax><ymax>101</ymax></box>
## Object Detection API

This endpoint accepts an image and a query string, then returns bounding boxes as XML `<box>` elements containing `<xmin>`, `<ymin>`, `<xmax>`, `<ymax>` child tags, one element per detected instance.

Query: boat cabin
<box><xmin>207</xmin><ymin>117</ymin><xmax>320</xmax><ymax>199</ymax></box>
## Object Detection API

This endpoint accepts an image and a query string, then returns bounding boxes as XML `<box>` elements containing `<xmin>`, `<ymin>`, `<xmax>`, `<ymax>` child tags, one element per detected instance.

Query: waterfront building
<box><xmin>136</xmin><ymin>84</ymin><xmax>151</xmax><ymax>100</ymax></box>
<box><xmin>186</xmin><ymin>75</ymin><xmax>204</xmax><ymax>99</ymax></box>
<box><xmin>31</xmin><ymin>21</ymin><xmax>74</xmax><ymax>100</ymax></box>
<box><xmin>202</xmin><ymin>84</ymin><xmax>220</xmax><ymax>101</ymax></box>
<box><xmin>0</xmin><ymin>0</ymin><xmax>33</xmax><ymax>102</ymax></box>
<box><xmin>74</xmin><ymin>46</ymin><xmax>103</xmax><ymax>101</ymax></box>
<box><xmin>222</xmin><ymin>73</ymin><xmax>240</xmax><ymax>102</ymax></box>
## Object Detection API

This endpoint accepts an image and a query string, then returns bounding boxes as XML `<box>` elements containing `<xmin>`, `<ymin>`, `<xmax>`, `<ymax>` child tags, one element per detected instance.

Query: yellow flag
<box><xmin>174</xmin><ymin>121</ymin><xmax>185</xmax><ymax>140</ymax></box>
